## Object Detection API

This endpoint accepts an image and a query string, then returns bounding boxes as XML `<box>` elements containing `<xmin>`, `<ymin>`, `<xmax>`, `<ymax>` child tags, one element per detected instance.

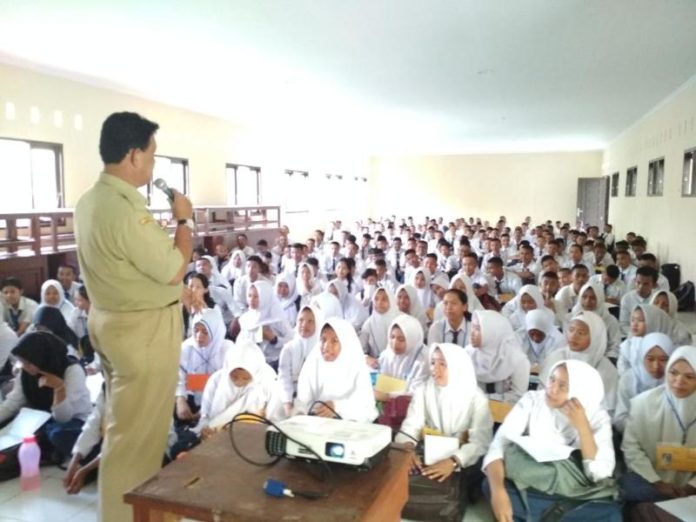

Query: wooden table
<box><xmin>125</xmin><ymin>422</ymin><xmax>411</xmax><ymax>522</ymax></box>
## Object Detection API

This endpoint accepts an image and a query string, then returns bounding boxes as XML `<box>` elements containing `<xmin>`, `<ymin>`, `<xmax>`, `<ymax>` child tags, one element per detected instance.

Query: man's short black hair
<box><xmin>99</xmin><ymin>112</ymin><xmax>159</xmax><ymax>164</ymax></box>
<box><xmin>636</xmin><ymin>265</ymin><xmax>658</xmax><ymax>283</ymax></box>
<box><xmin>0</xmin><ymin>276</ymin><xmax>23</xmax><ymax>291</ymax></box>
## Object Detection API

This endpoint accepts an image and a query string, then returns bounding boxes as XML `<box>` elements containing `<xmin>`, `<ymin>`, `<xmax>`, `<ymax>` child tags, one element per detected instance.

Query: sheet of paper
<box><xmin>85</xmin><ymin>372</ymin><xmax>104</xmax><ymax>403</ymax></box>
<box><xmin>0</xmin><ymin>408</ymin><xmax>52</xmax><ymax>451</ymax></box>
<box><xmin>510</xmin><ymin>435</ymin><xmax>574</xmax><ymax>463</ymax></box>
<box><xmin>424</xmin><ymin>434</ymin><xmax>459</xmax><ymax>465</ymax></box>
<box><xmin>655</xmin><ymin>496</ymin><xmax>696</xmax><ymax>520</ymax></box>
<box><xmin>374</xmin><ymin>374</ymin><xmax>407</xmax><ymax>394</ymax></box>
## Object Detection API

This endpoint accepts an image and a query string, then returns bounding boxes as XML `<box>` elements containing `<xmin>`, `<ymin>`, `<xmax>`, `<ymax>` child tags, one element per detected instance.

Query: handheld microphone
<box><xmin>153</xmin><ymin>178</ymin><xmax>175</xmax><ymax>201</ymax></box>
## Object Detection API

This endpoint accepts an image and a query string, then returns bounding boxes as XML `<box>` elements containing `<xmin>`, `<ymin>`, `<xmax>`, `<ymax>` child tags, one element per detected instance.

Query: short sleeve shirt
<box><xmin>74</xmin><ymin>173</ymin><xmax>183</xmax><ymax>311</ymax></box>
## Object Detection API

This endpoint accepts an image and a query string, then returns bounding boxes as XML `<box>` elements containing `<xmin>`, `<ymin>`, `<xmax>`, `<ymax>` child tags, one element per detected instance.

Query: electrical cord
<box><xmin>308</xmin><ymin>400</ymin><xmax>342</xmax><ymax>419</ymax></box>
<box><xmin>226</xmin><ymin>412</ymin><xmax>336</xmax><ymax>500</ymax></box>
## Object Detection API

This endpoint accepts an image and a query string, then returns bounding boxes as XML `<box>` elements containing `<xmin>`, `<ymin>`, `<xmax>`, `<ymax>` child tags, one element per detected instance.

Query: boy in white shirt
<box><xmin>590</xmin><ymin>264</ymin><xmax>625</xmax><ymax>306</ymax></box>
<box><xmin>1</xmin><ymin>277</ymin><xmax>38</xmax><ymax>335</ymax></box>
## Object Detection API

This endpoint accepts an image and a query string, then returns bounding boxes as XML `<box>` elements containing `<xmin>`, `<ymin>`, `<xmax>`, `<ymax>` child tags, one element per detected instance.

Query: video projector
<box><xmin>265</xmin><ymin>415</ymin><xmax>392</xmax><ymax>469</ymax></box>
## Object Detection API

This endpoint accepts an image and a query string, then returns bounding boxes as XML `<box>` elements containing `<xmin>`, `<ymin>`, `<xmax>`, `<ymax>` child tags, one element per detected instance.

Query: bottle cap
<box><xmin>22</xmin><ymin>435</ymin><xmax>36</xmax><ymax>443</ymax></box>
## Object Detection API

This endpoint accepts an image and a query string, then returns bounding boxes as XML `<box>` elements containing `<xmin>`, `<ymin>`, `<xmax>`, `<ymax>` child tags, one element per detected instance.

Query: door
<box><xmin>576</xmin><ymin>177</ymin><xmax>609</xmax><ymax>229</ymax></box>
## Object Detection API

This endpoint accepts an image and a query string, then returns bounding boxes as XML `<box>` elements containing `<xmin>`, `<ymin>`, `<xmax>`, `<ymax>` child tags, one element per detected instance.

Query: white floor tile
<box><xmin>0</xmin><ymin>476</ymin><xmax>94</xmax><ymax>522</ymax></box>
<box><xmin>0</xmin><ymin>477</ymin><xmax>21</xmax><ymax>504</ymax></box>
<box><xmin>65</xmin><ymin>506</ymin><xmax>98</xmax><ymax>522</ymax></box>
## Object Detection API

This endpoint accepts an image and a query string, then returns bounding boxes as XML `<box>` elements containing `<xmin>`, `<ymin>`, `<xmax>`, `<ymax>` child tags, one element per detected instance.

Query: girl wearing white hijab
<box><xmin>296</xmin><ymin>261</ymin><xmax>322</xmax><ymax>307</ymax></box>
<box><xmin>196</xmin><ymin>340</ymin><xmax>275</xmax><ymax>438</ymax></box>
<box><xmin>650</xmin><ymin>290</ymin><xmax>693</xmax><ymax>346</ymax></box>
<box><xmin>359</xmin><ymin>287</ymin><xmax>400</xmax><ymax>366</ymax></box>
<box><xmin>220</xmin><ymin>249</ymin><xmax>246</xmax><ymax>286</ymax></box>
<box><xmin>377</xmin><ymin>314</ymin><xmax>429</xmax><ymax>398</ymax></box>
<box><xmin>309</xmin><ymin>291</ymin><xmax>343</xmax><ymax>321</ymax></box>
<box><xmin>613</xmin><ymin>332</ymin><xmax>675</xmax><ymax>433</ymax></box>
<box><xmin>432</xmin><ymin>273</ymin><xmax>483</xmax><ymax>322</ymax></box>
<box><xmin>275</xmin><ymin>271</ymin><xmax>300</xmax><ymax>327</ymax></box>
<box><xmin>621</xmin><ymin>346</ymin><xmax>696</xmax><ymax>504</ymax></box>
<box><xmin>484</xmin><ymin>360</ymin><xmax>617</xmax><ymax>522</ymax></box>
<box><xmin>466</xmin><ymin>310</ymin><xmax>530</xmax><ymax>403</ymax></box>
<box><xmin>326</xmin><ymin>279</ymin><xmax>368</xmax><ymax>331</ymax></box>
<box><xmin>294</xmin><ymin>317</ymin><xmax>377</xmax><ymax>422</ymax></box>
<box><xmin>501</xmin><ymin>284</ymin><xmax>545</xmax><ymax>333</ymax></box>
<box><xmin>409</xmin><ymin>267</ymin><xmax>436</xmax><ymax>311</ymax></box>
<box><xmin>395</xmin><ymin>284</ymin><xmax>429</xmax><ymax>335</ymax></box>
<box><xmin>276</xmin><ymin>305</ymin><xmax>322</xmax><ymax>417</ymax></box>
<box><xmin>519</xmin><ymin>308</ymin><xmax>565</xmax><ymax>369</ymax></box>
<box><xmin>429</xmin><ymin>272</ymin><xmax>450</xmax><ymax>306</ymax></box>
<box><xmin>396</xmin><ymin>343</ymin><xmax>493</xmax><ymax>481</ymax></box>
<box><xmin>40</xmin><ymin>279</ymin><xmax>75</xmax><ymax>323</ymax></box>
<box><xmin>542</xmin><ymin>311</ymin><xmax>619</xmax><ymax>416</ymax></box>
<box><xmin>617</xmin><ymin>304</ymin><xmax>673</xmax><ymax>375</ymax></box>
<box><xmin>237</xmin><ymin>280</ymin><xmax>292</xmax><ymax>369</ymax></box>
<box><xmin>175</xmin><ymin>309</ymin><xmax>232</xmax><ymax>424</ymax></box>
<box><xmin>569</xmin><ymin>281</ymin><xmax>621</xmax><ymax>360</ymax></box>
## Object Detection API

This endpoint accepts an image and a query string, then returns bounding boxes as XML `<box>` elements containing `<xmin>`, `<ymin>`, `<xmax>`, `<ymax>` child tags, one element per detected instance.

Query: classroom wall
<box><xmin>603</xmin><ymin>75</ymin><xmax>696</xmax><ymax>283</ymax></box>
<box><xmin>0</xmin><ymin>62</ymin><xmax>369</xmax><ymax>240</ymax></box>
<box><xmin>367</xmin><ymin>151</ymin><xmax>603</xmax><ymax>225</ymax></box>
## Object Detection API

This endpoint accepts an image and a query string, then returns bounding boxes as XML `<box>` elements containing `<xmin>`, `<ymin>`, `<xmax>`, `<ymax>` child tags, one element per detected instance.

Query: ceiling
<box><xmin>2</xmin><ymin>0</ymin><xmax>696</xmax><ymax>154</ymax></box>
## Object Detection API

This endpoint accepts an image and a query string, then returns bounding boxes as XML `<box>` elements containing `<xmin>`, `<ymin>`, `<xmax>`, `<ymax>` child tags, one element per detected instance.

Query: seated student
<box><xmin>296</xmin><ymin>261</ymin><xmax>323</xmax><ymax>307</ymax></box>
<box><xmin>0</xmin><ymin>332</ymin><xmax>92</xmax><ymax>462</ymax></box>
<box><xmin>395</xmin><ymin>284</ymin><xmax>430</xmax><ymax>335</ymax></box>
<box><xmin>519</xmin><ymin>309</ymin><xmax>565</xmax><ymax>371</ymax></box>
<box><xmin>175</xmin><ymin>309</ymin><xmax>232</xmax><ymax>426</ymax></box>
<box><xmin>359</xmin><ymin>287</ymin><xmax>399</xmax><ymax>368</ymax></box>
<box><xmin>432</xmin><ymin>273</ymin><xmax>484</xmax><ymax>321</ymax></box>
<box><xmin>466</xmin><ymin>310</ymin><xmax>530</xmax><ymax>403</ymax></box>
<box><xmin>617</xmin><ymin>304</ymin><xmax>673</xmax><ymax>375</ymax></box>
<box><xmin>275</xmin><ymin>272</ymin><xmax>300</xmax><ymax>328</ymax></box>
<box><xmin>428</xmin><ymin>289</ymin><xmax>473</xmax><ymax>348</ymax></box>
<box><xmin>650</xmin><ymin>290</ymin><xmax>693</xmax><ymax>346</ymax></box>
<box><xmin>276</xmin><ymin>305</ymin><xmax>322</xmax><ymax>418</ymax></box>
<box><xmin>621</xmin><ymin>345</ymin><xmax>696</xmax><ymax>509</ymax></box>
<box><xmin>196</xmin><ymin>255</ymin><xmax>231</xmax><ymax>290</ymax></box>
<box><xmin>430</xmin><ymin>272</ymin><xmax>450</xmax><ymax>307</ymax></box>
<box><xmin>409</xmin><ymin>267</ymin><xmax>436</xmax><ymax>311</ymax></box>
<box><xmin>237</xmin><ymin>280</ymin><xmax>292</xmax><ymax>370</ymax></box>
<box><xmin>638</xmin><ymin>253</ymin><xmax>670</xmax><ymax>292</ymax></box>
<box><xmin>508</xmin><ymin>244</ymin><xmax>539</xmax><ymax>285</ymax></box>
<box><xmin>214</xmin><ymin>242</ymin><xmax>231</xmax><ymax>272</ymax></box>
<box><xmin>309</xmin><ymin>291</ymin><xmax>343</xmax><ymax>322</ymax></box>
<box><xmin>64</xmin><ymin>385</ymin><xmax>105</xmax><ymax>495</ymax></box>
<box><xmin>334</xmin><ymin>257</ymin><xmax>359</xmax><ymax>296</ymax></box>
<box><xmin>357</xmin><ymin>268</ymin><xmax>379</xmax><ymax>310</ymax></box>
<box><xmin>232</xmin><ymin>255</ymin><xmax>263</xmax><ymax>313</ymax></box>
<box><xmin>182</xmin><ymin>272</ymin><xmax>221</xmax><ymax>337</ymax></box>
<box><xmin>557</xmin><ymin>266</ymin><xmax>572</xmax><ymax>289</ymax></box>
<box><xmin>376</xmin><ymin>314</ymin><xmax>429</xmax><ymax>400</ymax></box>
<box><xmin>613</xmin><ymin>333</ymin><xmax>675</xmax><ymax>433</ymax></box>
<box><xmin>33</xmin><ymin>305</ymin><xmax>80</xmax><ymax>358</ymax></box>
<box><xmin>501</xmin><ymin>284</ymin><xmax>545</xmax><ymax>334</ymax></box>
<box><xmin>590</xmin><ymin>242</ymin><xmax>614</xmax><ymax>272</ymax></box>
<box><xmin>542</xmin><ymin>311</ymin><xmax>619</xmax><ymax>416</ymax></box>
<box><xmin>374</xmin><ymin>258</ymin><xmax>398</xmax><ymax>294</ymax></box>
<box><xmin>0</xmin><ymin>317</ymin><xmax>17</xmax><ymax>376</ymax></box>
<box><xmin>294</xmin><ymin>317</ymin><xmax>377</xmax><ymax>422</ymax></box>
<box><xmin>590</xmin><ymin>264</ymin><xmax>626</xmax><ymax>306</ymax></box>
<box><xmin>615</xmin><ymin>249</ymin><xmax>637</xmax><ymax>287</ymax></box>
<box><xmin>195</xmin><ymin>256</ymin><xmax>237</xmax><ymax>326</ymax></box>
<box><xmin>325</xmin><ymin>279</ymin><xmax>368</xmax><ymax>331</ymax></box>
<box><xmin>56</xmin><ymin>263</ymin><xmax>81</xmax><ymax>305</ymax></box>
<box><xmin>484</xmin><ymin>360</ymin><xmax>619</xmax><ymax>522</ymax></box>
<box><xmin>619</xmin><ymin>266</ymin><xmax>658</xmax><ymax>337</ymax></box>
<box><xmin>220</xmin><ymin>249</ymin><xmax>246</xmax><ymax>288</ymax></box>
<box><xmin>67</xmin><ymin>285</ymin><xmax>90</xmax><ymax>341</ymax></box>
<box><xmin>570</xmin><ymin>281</ymin><xmax>621</xmax><ymax>360</ymax></box>
<box><xmin>40</xmin><ymin>279</ymin><xmax>76</xmax><ymax>323</ymax></box>
<box><xmin>195</xmin><ymin>340</ymin><xmax>275</xmax><ymax>440</ymax></box>
<box><xmin>396</xmin><ymin>344</ymin><xmax>493</xmax><ymax>517</ymax></box>
<box><xmin>555</xmin><ymin>264</ymin><xmax>590</xmax><ymax>315</ymax></box>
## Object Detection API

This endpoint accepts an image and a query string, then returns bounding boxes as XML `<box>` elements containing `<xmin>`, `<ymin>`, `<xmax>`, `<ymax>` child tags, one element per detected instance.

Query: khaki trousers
<box><xmin>89</xmin><ymin>304</ymin><xmax>181</xmax><ymax>522</ymax></box>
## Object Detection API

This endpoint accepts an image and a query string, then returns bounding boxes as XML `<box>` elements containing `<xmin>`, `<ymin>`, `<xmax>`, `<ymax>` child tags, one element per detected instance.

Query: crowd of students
<box><xmin>0</xmin><ymin>215</ymin><xmax>694</xmax><ymax>521</ymax></box>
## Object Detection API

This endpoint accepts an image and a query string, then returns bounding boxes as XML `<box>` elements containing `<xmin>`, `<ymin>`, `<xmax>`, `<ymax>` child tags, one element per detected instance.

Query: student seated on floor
<box><xmin>359</xmin><ymin>287</ymin><xmax>399</xmax><ymax>368</ymax></box>
<box><xmin>1</xmin><ymin>276</ymin><xmax>38</xmax><ymax>335</ymax></box>
<box><xmin>620</xmin><ymin>345</ymin><xmax>696</xmax><ymax>516</ymax></box>
<box><xmin>483</xmin><ymin>360</ymin><xmax>621</xmax><ymax>522</ymax></box>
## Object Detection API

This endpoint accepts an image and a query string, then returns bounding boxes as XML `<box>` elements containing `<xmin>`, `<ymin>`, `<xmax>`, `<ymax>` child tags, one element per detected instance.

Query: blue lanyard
<box><xmin>665</xmin><ymin>395</ymin><xmax>696</xmax><ymax>445</ymax></box>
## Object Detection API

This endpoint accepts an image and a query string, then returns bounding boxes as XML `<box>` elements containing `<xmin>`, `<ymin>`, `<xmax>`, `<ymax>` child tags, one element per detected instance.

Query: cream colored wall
<box><xmin>603</xmin><ymin>76</ymin><xmax>696</xmax><ymax>283</ymax></box>
<box><xmin>368</xmin><ymin>151</ymin><xmax>603</xmax><ymax>225</ymax></box>
<box><xmin>0</xmin><ymin>63</ymin><xmax>369</xmax><ymax>239</ymax></box>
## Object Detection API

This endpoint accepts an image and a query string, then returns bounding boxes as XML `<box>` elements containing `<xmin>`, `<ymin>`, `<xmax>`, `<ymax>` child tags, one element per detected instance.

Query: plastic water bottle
<box><xmin>18</xmin><ymin>435</ymin><xmax>41</xmax><ymax>491</ymax></box>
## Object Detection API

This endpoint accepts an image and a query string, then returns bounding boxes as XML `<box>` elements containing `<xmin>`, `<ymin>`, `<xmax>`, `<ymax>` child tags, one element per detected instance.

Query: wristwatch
<box><xmin>177</xmin><ymin>218</ymin><xmax>194</xmax><ymax>229</ymax></box>
<box><xmin>450</xmin><ymin>456</ymin><xmax>458</xmax><ymax>469</ymax></box>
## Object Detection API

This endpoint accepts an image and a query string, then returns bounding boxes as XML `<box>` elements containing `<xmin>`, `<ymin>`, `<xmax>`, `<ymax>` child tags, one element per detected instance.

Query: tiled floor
<box><xmin>1</xmin><ymin>311</ymin><xmax>693</xmax><ymax>522</ymax></box>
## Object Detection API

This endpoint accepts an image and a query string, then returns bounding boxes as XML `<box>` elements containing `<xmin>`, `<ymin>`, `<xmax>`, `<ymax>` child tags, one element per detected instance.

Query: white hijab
<box><xmin>275</xmin><ymin>271</ymin><xmax>299</xmax><ymax>312</ymax></box>
<box><xmin>410</xmin><ymin>267</ymin><xmax>435</xmax><ymax>309</ymax></box>
<box><xmin>631</xmin><ymin>332</ymin><xmax>675</xmax><ymax>395</ymax></box>
<box><xmin>651</xmin><ymin>290</ymin><xmax>679</xmax><ymax>319</ymax></box>
<box><xmin>560</xmin><ymin>311</ymin><xmax>608</xmax><ymax>368</ymax></box>
<box><xmin>40</xmin><ymin>279</ymin><xmax>74</xmax><ymax>319</ymax></box>
<box><xmin>424</xmin><ymin>343</ymin><xmax>479</xmax><ymax>436</ymax></box>
<box><xmin>664</xmin><ymin>346</ymin><xmax>696</xmax><ymax>442</ymax></box>
<box><xmin>395</xmin><ymin>284</ymin><xmax>429</xmax><ymax>330</ymax></box>
<box><xmin>362</xmin><ymin>287</ymin><xmax>400</xmax><ymax>356</ymax></box>
<box><xmin>222</xmin><ymin>250</ymin><xmax>246</xmax><ymax>281</ymax></box>
<box><xmin>467</xmin><ymin>310</ymin><xmax>521</xmax><ymax>382</ymax></box>
<box><xmin>296</xmin><ymin>261</ymin><xmax>319</xmax><ymax>297</ymax></box>
<box><xmin>524</xmin><ymin>308</ymin><xmax>565</xmax><ymax>359</ymax></box>
<box><xmin>310</xmin><ymin>291</ymin><xmax>343</xmax><ymax>321</ymax></box>
<box><xmin>286</xmin><ymin>305</ymin><xmax>323</xmax><ymax>382</ymax></box>
<box><xmin>378</xmin><ymin>314</ymin><xmax>427</xmax><ymax>384</ymax></box>
<box><xmin>504</xmin><ymin>284</ymin><xmax>545</xmax><ymax>330</ymax></box>
<box><xmin>239</xmin><ymin>280</ymin><xmax>285</xmax><ymax>330</ymax></box>
<box><xmin>630</xmin><ymin>304</ymin><xmax>672</xmax><ymax>339</ymax></box>
<box><xmin>571</xmin><ymin>281</ymin><xmax>615</xmax><ymax>323</ymax></box>
<box><xmin>184</xmin><ymin>308</ymin><xmax>228</xmax><ymax>374</ymax></box>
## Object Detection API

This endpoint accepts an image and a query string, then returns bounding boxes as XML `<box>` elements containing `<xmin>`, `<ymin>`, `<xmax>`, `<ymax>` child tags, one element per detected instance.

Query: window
<box><xmin>610</xmin><ymin>172</ymin><xmax>619</xmax><ymax>197</ymax></box>
<box><xmin>0</xmin><ymin>138</ymin><xmax>64</xmax><ymax>211</ymax></box>
<box><xmin>683</xmin><ymin>147</ymin><xmax>696</xmax><ymax>197</ymax></box>
<box><xmin>323</xmin><ymin>174</ymin><xmax>345</xmax><ymax>210</ymax></box>
<box><xmin>647</xmin><ymin>157</ymin><xmax>664</xmax><ymax>196</ymax></box>
<box><xmin>226</xmin><ymin>164</ymin><xmax>261</xmax><ymax>206</ymax></box>
<box><xmin>284</xmin><ymin>169</ymin><xmax>309</xmax><ymax>213</ymax></box>
<box><xmin>143</xmin><ymin>156</ymin><xmax>189</xmax><ymax>208</ymax></box>
<box><xmin>625</xmin><ymin>166</ymin><xmax>638</xmax><ymax>197</ymax></box>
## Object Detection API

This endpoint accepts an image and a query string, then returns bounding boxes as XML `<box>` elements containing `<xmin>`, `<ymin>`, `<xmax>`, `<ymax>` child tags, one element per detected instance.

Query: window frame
<box><xmin>625</xmin><ymin>166</ymin><xmax>638</xmax><ymax>197</ymax></box>
<box><xmin>682</xmin><ymin>147</ymin><xmax>696</xmax><ymax>197</ymax></box>
<box><xmin>141</xmin><ymin>155</ymin><xmax>190</xmax><ymax>207</ymax></box>
<box><xmin>284</xmin><ymin>169</ymin><xmax>310</xmax><ymax>214</ymax></box>
<box><xmin>647</xmin><ymin>157</ymin><xmax>664</xmax><ymax>197</ymax></box>
<box><xmin>225</xmin><ymin>163</ymin><xmax>261</xmax><ymax>206</ymax></box>
<box><xmin>610</xmin><ymin>172</ymin><xmax>619</xmax><ymax>198</ymax></box>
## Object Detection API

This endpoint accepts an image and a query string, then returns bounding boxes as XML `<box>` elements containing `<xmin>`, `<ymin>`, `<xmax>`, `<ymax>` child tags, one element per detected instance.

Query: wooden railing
<box><xmin>0</xmin><ymin>205</ymin><xmax>281</xmax><ymax>259</ymax></box>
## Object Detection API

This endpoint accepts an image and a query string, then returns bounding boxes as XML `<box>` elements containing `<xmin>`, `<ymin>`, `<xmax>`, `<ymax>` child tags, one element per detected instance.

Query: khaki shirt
<box><xmin>74</xmin><ymin>173</ymin><xmax>183</xmax><ymax>312</ymax></box>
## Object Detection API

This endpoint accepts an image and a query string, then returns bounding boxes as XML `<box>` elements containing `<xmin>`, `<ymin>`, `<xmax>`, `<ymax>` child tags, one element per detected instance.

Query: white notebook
<box><xmin>0</xmin><ymin>408</ymin><xmax>52</xmax><ymax>451</ymax></box>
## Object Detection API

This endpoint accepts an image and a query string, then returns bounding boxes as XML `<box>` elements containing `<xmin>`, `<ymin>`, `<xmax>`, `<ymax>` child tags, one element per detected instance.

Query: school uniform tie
<box><xmin>8</xmin><ymin>309</ymin><xmax>21</xmax><ymax>331</ymax></box>
<box><xmin>620</xmin><ymin>272</ymin><xmax>625</xmax><ymax>282</ymax></box>
<box><xmin>495</xmin><ymin>280</ymin><xmax>503</xmax><ymax>294</ymax></box>
<box><xmin>451</xmin><ymin>329</ymin><xmax>461</xmax><ymax>345</ymax></box>
<box><xmin>332</xmin><ymin>258</ymin><xmax>336</xmax><ymax>272</ymax></box>
<box><xmin>294</xmin><ymin>265</ymin><xmax>299</xmax><ymax>277</ymax></box>
<box><xmin>64</xmin><ymin>289</ymin><xmax>71</xmax><ymax>301</ymax></box>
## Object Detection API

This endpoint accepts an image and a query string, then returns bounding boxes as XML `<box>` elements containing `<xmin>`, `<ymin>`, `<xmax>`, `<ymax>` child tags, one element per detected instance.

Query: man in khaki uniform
<box><xmin>74</xmin><ymin>112</ymin><xmax>193</xmax><ymax>522</ymax></box>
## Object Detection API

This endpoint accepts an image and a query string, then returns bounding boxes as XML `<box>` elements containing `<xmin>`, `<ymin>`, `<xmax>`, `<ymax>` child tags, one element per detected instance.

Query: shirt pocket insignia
<box><xmin>139</xmin><ymin>216</ymin><xmax>155</xmax><ymax>226</ymax></box>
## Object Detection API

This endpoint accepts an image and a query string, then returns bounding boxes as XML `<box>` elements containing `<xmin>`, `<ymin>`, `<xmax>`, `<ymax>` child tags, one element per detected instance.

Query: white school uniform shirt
<box><xmin>461</xmin><ymin>267</ymin><xmax>490</xmax><ymax>289</ymax></box>
<box><xmin>614</xmin><ymin>333</ymin><xmax>676</xmax><ymax>433</ymax></box>
<box><xmin>619</xmin><ymin>290</ymin><xmax>656</xmax><ymax>337</ymax></box>
<box><xmin>294</xmin><ymin>318</ymin><xmax>378</xmax><ymax>423</ymax></box>
<box><xmin>569</xmin><ymin>281</ymin><xmax>622</xmax><ymax>359</ymax></box>
<box><xmin>277</xmin><ymin>306</ymin><xmax>321</xmax><ymax>405</ymax></box>
<box><xmin>358</xmin><ymin>288</ymin><xmax>399</xmax><ymax>358</ymax></box>
<box><xmin>73</xmin><ymin>387</ymin><xmax>105</xmax><ymax>458</ymax></box>
<box><xmin>395</xmin><ymin>343</ymin><xmax>493</xmax><ymax>468</ymax></box>
<box><xmin>466</xmin><ymin>311</ymin><xmax>530</xmax><ymax>404</ymax></box>
<box><xmin>617</xmin><ymin>264</ymin><xmax>637</xmax><ymax>289</ymax></box>
<box><xmin>0</xmin><ymin>321</ymin><xmax>17</xmax><ymax>370</ymax></box>
<box><xmin>554</xmin><ymin>284</ymin><xmax>581</xmax><ymax>315</ymax></box>
<box><xmin>518</xmin><ymin>309</ymin><xmax>565</xmax><ymax>368</ymax></box>
<box><xmin>428</xmin><ymin>318</ymin><xmax>471</xmax><ymax>348</ymax></box>
<box><xmin>483</xmin><ymin>360</ymin><xmax>615</xmax><ymax>483</ymax></box>
<box><xmin>67</xmin><ymin>307</ymin><xmax>89</xmax><ymax>340</ymax></box>
<box><xmin>616</xmin><ymin>304</ymin><xmax>674</xmax><ymax>374</ymax></box>
<box><xmin>62</xmin><ymin>281</ymin><xmax>81</xmax><ymax>305</ymax></box>
<box><xmin>232</xmin><ymin>274</ymin><xmax>255</xmax><ymax>313</ymax></box>
<box><xmin>655</xmin><ymin>273</ymin><xmax>670</xmax><ymax>293</ymax></box>
<box><xmin>321</xmin><ymin>253</ymin><xmax>342</xmax><ymax>277</ymax></box>
<box><xmin>377</xmin><ymin>314</ymin><xmax>429</xmax><ymax>394</ymax></box>
<box><xmin>40</xmin><ymin>279</ymin><xmax>76</xmax><ymax>324</ymax></box>
<box><xmin>489</xmin><ymin>270</ymin><xmax>522</xmax><ymax>296</ymax></box>
<box><xmin>589</xmin><ymin>274</ymin><xmax>626</xmax><ymax>302</ymax></box>
<box><xmin>622</xmin><ymin>346</ymin><xmax>696</xmax><ymax>488</ymax></box>
<box><xmin>385</xmin><ymin>248</ymin><xmax>406</xmax><ymax>271</ymax></box>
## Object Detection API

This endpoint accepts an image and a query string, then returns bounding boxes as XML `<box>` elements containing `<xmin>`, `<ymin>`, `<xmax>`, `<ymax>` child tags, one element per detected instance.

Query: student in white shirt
<box><xmin>293</xmin><ymin>317</ymin><xmax>377</xmax><ymax>422</ymax></box>
<box><xmin>638</xmin><ymin>253</ymin><xmax>670</xmax><ymax>292</ymax></box>
<box><xmin>508</xmin><ymin>245</ymin><xmax>539</xmax><ymax>285</ymax></box>
<box><xmin>41</xmin><ymin>279</ymin><xmax>76</xmax><ymax>323</ymax></box>
<box><xmin>359</xmin><ymin>287</ymin><xmax>399</xmax><ymax>367</ymax></box>
<box><xmin>428</xmin><ymin>289</ymin><xmax>473</xmax><ymax>348</ymax></box>
<box><xmin>232</xmin><ymin>255</ymin><xmax>263</xmax><ymax>313</ymax></box>
<box><xmin>619</xmin><ymin>266</ymin><xmax>658</xmax><ymax>337</ymax></box>
<box><xmin>650</xmin><ymin>290</ymin><xmax>693</xmax><ymax>346</ymax></box>
<box><xmin>56</xmin><ymin>263</ymin><xmax>81</xmax><ymax>305</ymax></box>
<box><xmin>321</xmin><ymin>241</ymin><xmax>342</xmax><ymax>278</ymax></box>
<box><xmin>617</xmin><ymin>304</ymin><xmax>674</xmax><ymax>375</ymax></box>
<box><xmin>613</xmin><ymin>332</ymin><xmax>675</xmax><ymax>433</ymax></box>
<box><xmin>325</xmin><ymin>279</ymin><xmax>368</xmax><ymax>331</ymax></box>
<box><xmin>409</xmin><ymin>267</ymin><xmax>436</xmax><ymax>311</ymax></box>
<box><xmin>275</xmin><ymin>271</ymin><xmax>300</xmax><ymax>328</ymax></box>
<box><xmin>501</xmin><ymin>284</ymin><xmax>546</xmax><ymax>334</ymax></box>
<box><xmin>615</xmin><ymin>250</ymin><xmax>637</xmax><ymax>288</ymax></box>
<box><xmin>1</xmin><ymin>277</ymin><xmax>39</xmax><ymax>336</ymax></box>
<box><xmin>67</xmin><ymin>285</ymin><xmax>90</xmax><ymax>341</ymax></box>
<box><xmin>64</xmin><ymin>385</ymin><xmax>104</xmax><ymax>494</ymax></box>
<box><xmin>519</xmin><ymin>308</ymin><xmax>565</xmax><ymax>370</ymax></box>
<box><xmin>484</xmin><ymin>360</ymin><xmax>618</xmax><ymax>522</ymax></box>
<box><xmin>590</xmin><ymin>264</ymin><xmax>626</xmax><ymax>306</ymax></box>
<box><xmin>220</xmin><ymin>249</ymin><xmax>246</xmax><ymax>287</ymax></box>
<box><xmin>395</xmin><ymin>284</ymin><xmax>429</xmax><ymax>335</ymax></box>
<box><xmin>554</xmin><ymin>264</ymin><xmax>591</xmax><ymax>315</ymax></box>
<box><xmin>621</xmin><ymin>346</ymin><xmax>696</xmax><ymax>508</ymax></box>
<box><xmin>569</xmin><ymin>281</ymin><xmax>622</xmax><ymax>360</ymax></box>
<box><xmin>485</xmin><ymin>257</ymin><xmax>522</xmax><ymax>299</ymax></box>
<box><xmin>376</xmin><ymin>314</ymin><xmax>429</xmax><ymax>398</ymax></box>
<box><xmin>466</xmin><ymin>310</ymin><xmax>530</xmax><ymax>403</ymax></box>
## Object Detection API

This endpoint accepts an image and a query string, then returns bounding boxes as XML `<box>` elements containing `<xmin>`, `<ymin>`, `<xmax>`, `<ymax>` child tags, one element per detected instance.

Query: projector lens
<box><xmin>325</xmin><ymin>442</ymin><xmax>345</xmax><ymax>458</ymax></box>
